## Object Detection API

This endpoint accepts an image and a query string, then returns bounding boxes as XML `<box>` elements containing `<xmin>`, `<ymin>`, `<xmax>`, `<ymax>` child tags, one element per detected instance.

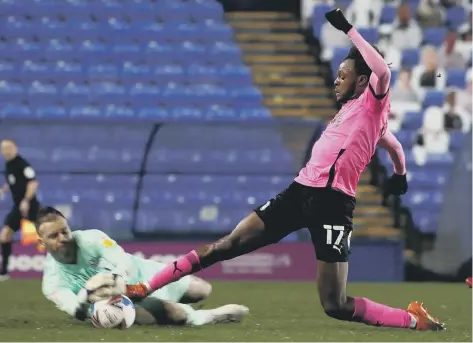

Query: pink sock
<box><xmin>353</xmin><ymin>297</ymin><xmax>412</xmax><ymax>328</ymax></box>
<box><xmin>147</xmin><ymin>251</ymin><xmax>201</xmax><ymax>291</ymax></box>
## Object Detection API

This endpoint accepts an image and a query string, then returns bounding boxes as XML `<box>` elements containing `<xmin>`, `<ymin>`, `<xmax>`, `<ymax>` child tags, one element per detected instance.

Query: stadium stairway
<box><xmin>226</xmin><ymin>11</ymin><xmax>399</xmax><ymax>239</ymax></box>
<box><xmin>226</xmin><ymin>11</ymin><xmax>336</xmax><ymax>120</ymax></box>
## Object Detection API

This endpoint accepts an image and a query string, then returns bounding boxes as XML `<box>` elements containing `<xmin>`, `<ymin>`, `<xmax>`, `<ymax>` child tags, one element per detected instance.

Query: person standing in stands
<box><xmin>0</xmin><ymin>140</ymin><xmax>40</xmax><ymax>281</ymax></box>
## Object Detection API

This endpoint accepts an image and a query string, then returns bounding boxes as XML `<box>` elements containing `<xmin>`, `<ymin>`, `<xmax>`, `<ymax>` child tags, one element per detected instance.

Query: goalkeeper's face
<box><xmin>38</xmin><ymin>216</ymin><xmax>75</xmax><ymax>263</ymax></box>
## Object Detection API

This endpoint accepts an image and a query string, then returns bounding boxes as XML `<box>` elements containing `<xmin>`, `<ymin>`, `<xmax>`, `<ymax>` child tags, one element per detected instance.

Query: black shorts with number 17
<box><xmin>253</xmin><ymin>182</ymin><xmax>356</xmax><ymax>263</ymax></box>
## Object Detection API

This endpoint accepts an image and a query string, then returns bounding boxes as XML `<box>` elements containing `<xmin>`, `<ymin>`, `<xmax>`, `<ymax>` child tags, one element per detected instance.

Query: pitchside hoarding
<box><xmin>2</xmin><ymin>240</ymin><xmax>403</xmax><ymax>281</ymax></box>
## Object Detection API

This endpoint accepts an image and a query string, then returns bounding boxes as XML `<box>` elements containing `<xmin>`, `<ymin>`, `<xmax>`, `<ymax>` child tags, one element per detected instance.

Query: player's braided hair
<box><xmin>344</xmin><ymin>44</ymin><xmax>384</xmax><ymax>78</ymax></box>
<box><xmin>35</xmin><ymin>206</ymin><xmax>66</xmax><ymax>233</ymax></box>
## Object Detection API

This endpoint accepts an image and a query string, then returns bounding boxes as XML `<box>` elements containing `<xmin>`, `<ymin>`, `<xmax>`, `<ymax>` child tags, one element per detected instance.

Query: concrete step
<box><xmin>254</xmin><ymin>75</ymin><xmax>324</xmax><ymax>85</ymax></box>
<box><xmin>244</xmin><ymin>54</ymin><xmax>314</xmax><ymax>64</ymax></box>
<box><xmin>354</xmin><ymin>216</ymin><xmax>393</xmax><ymax>227</ymax></box>
<box><xmin>264</xmin><ymin>97</ymin><xmax>333</xmax><ymax>107</ymax></box>
<box><xmin>251</xmin><ymin>64</ymin><xmax>320</xmax><ymax>73</ymax></box>
<box><xmin>231</xmin><ymin>21</ymin><xmax>300</xmax><ymax>30</ymax></box>
<box><xmin>236</xmin><ymin>32</ymin><xmax>304</xmax><ymax>42</ymax></box>
<box><xmin>270</xmin><ymin>108</ymin><xmax>336</xmax><ymax>118</ymax></box>
<box><xmin>261</xmin><ymin>87</ymin><xmax>329</xmax><ymax>96</ymax></box>
<box><xmin>226</xmin><ymin>12</ymin><xmax>294</xmax><ymax>20</ymax></box>
<box><xmin>352</xmin><ymin>226</ymin><xmax>402</xmax><ymax>239</ymax></box>
<box><xmin>355</xmin><ymin>205</ymin><xmax>390</xmax><ymax>217</ymax></box>
<box><xmin>239</xmin><ymin>43</ymin><xmax>309</xmax><ymax>54</ymax></box>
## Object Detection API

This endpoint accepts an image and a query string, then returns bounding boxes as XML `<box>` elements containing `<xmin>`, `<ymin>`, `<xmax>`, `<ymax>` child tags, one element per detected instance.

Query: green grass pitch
<box><xmin>0</xmin><ymin>280</ymin><xmax>471</xmax><ymax>341</ymax></box>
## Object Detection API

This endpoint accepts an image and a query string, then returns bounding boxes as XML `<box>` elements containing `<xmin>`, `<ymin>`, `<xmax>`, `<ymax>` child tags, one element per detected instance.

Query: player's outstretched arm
<box><xmin>325</xmin><ymin>8</ymin><xmax>390</xmax><ymax>96</ymax></box>
<box><xmin>42</xmin><ymin>270</ymin><xmax>90</xmax><ymax>321</ymax></box>
<box><xmin>378</xmin><ymin>131</ymin><xmax>408</xmax><ymax>195</ymax></box>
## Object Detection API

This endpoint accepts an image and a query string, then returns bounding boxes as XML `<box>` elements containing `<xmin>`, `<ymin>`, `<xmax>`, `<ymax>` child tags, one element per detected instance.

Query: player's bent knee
<box><xmin>191</xmin><ymin>277</ymin><xmax>212</xmax><ymax>301</ymax></box>
<box><xmin>181</xmin><ymin>277</ymin><xmax>212</xmax><ymax>303</ymax></box>
<box><xmin>0</xmin><ymin>226</ymin><xmax>13</xmax><ymax>243</ymax></box>
<box><xmin>321</xmin><ymin>301</ymin><xmax>352</xmax><ymax>320</ymax></box>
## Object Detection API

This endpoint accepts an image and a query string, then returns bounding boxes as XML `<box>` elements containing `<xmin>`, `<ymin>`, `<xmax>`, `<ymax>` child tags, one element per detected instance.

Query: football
<box><xmin>90</xmin><ymin>295</ymin><xmax>136</xmax><ymax>329</ymax></box>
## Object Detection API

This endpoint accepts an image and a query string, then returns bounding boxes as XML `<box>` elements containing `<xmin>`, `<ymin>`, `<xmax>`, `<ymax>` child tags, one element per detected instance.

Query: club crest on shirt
<box><xmin>331</xmin><ymin>110</ymin><xmax>347</xmax><ymax>127</ymax></box>
<box><xmin>101</xmin><ymin>238</ymin><xmax>115</xmax><ymax>248</ymax></box>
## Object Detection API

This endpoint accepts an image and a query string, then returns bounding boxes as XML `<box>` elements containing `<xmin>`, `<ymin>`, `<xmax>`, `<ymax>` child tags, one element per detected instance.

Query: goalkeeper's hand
<box><xmin>386</xmin><ymin>173</ymin><xmax>408</xmax><ymax>196</ymax></box>
<box><xmin>85</xmin><ymin>272</ymin><xmax>126</xmax><ymax>303</ymax></box>
<box><xmin>324</xmin><ymin>8</ymin><xmax>353</xmax><ymax>34</ymax></box>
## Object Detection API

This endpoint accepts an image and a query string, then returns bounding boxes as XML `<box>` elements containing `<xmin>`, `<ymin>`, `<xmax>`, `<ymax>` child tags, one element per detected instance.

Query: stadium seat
<box><xmin>446</xmin><ymin>6</ymin><xmax>466</xmax><ymax>30</ymax></box>
<box><xmin>401</xmin><ymin>111</ymin><xmax>424</xmax><ymax>130</ymax></box>
<box><xmin>446</xmin><ymin>69</ymin><xmax>467</xmax><ymax>88</ymax></box>
<box><xmin>407</xmin><ymin>171</ymin><xmax>449</xmax><ymax>189</ymax></box>
<box><xmin>423</xmin><ymin>28</ymin><xmax>447</xmax><ymax>47</ymax></box>
<box><xmin>423</xmin><ymin>91</ymin><xmax>445</xmax><ymax>108</ymax></box>
<box><xmin>312</xmin><ymin>4</ymin><xmax>332</xmax><ymax>38</ymax></box>
<box><xmin>401</xmin><ymin>49</ymin><xmax>420</xmax><ymax>68</ymax></box>
<box><xmin>357</xmin><ymin>28</ymin><xmax>379</xmax><ymax>44</ymax></box>
<box><xmin>380</xmin><ymin>5</ymin><xmax>397</xmax><ymax>24</ymax></box>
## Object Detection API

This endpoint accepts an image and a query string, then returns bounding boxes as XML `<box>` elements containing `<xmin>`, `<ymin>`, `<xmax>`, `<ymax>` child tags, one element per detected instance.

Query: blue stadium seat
<box><xmin>402</xmin><ymin>190</ymin><xmax>444</xmax><ymax>211</ymax></box>
<box><xmin>395</xmin><ymin>130</ymin><xmax>416</xmax><ymax>149</ymax></box>
<box><xmin>312</xmin><ymin>4</ymin><xmax>332</xmax><ymax>38</ymax></box>
<box><xmin>357</xmin><ymin>28</ymin><xmax>379</xmax><ymax>44</ymax></box>
<box><xmin>423</xmin><ymin>91</ymin><xmax>445</xmax><ymax>108</ymax></box>
<box><xmin>380</xmin><ymin>5</ymin><xmax>397</xmax><ymax>24</ymax></box>
<box><xmin>401</xmin><ymin>48</ymin><xmax>420</xmax><ymax>68</ymax></box>
<box><xmin>423</xmin><ymin>28</ymin><xmax>447</xmax><ymax>47</ymax></box>
<box><xmin>446</xmin><ymin>69</ymin><xmax>467</xmax><ymax>88</ymax></box>
<box><xmin>401</xmin><ymin>111</ymin><xmax>423</xmax><ymax>130</ymax></box>
<box><xmin>446</xmin><ymin>6</ymin><xmax>466</xmax><ymax>30</ymax></box>
<box><xmin>411</xmin><ymin>210</ymin><xmax>439</xmax><ymax>233</ymax></box>
<box><xmin>449</xmin><ymin>130</ymin><xmax>464</xmax><ymax>151</ymax></box>
<box><xmin>407</xmin><ymin>171</ymin><xmax>449</xmax><ymax>189</ymax></box>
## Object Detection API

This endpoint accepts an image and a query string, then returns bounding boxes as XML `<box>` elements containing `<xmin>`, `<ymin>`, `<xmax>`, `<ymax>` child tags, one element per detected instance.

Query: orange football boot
<box><xmin>126</xmin><ymin>282</ymin><xmax>149</xmax><ymax>299</ymax></box>
<box><xmin>407</xmin><ymin>301</ymin><xmax>445</xmax><ymax>331</ymax></box>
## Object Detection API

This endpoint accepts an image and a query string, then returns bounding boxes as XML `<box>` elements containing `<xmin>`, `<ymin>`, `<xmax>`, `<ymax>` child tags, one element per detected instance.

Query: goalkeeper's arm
<box><xmin>43</xmin><ymin>287</ymin><xmax>90</xmax><ymax>321</ymax></box>
<box><xmin>42</xmin><ymin>269</ymin><xmax>89</xmax><ymax>321</ymax></box>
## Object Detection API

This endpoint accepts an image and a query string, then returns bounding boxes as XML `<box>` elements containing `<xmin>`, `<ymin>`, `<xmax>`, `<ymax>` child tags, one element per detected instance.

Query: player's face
<box><xmin>0</xmin><ymin>140</ymin><xmax>17</xmax><ymax>161</ymax></box>
<box><xmin>38</xmin><ymin>216</ymin><xmax>75</xmax><ymax>260</ymax></box>
<box><xmin>334</xmin><ymin>60</ymin><xmax>358</xmax><ymax>103</ymax></box>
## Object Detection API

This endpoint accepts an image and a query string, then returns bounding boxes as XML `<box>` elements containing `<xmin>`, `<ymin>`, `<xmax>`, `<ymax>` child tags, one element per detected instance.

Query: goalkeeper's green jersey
<box><xmin>41</xmin><ymin>230</ymin><xmax>143</xmax><ymax>316</ymax></box>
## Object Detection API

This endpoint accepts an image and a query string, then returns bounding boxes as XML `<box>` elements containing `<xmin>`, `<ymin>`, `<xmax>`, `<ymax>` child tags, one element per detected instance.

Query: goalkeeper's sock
<box><xmin>182</xmin><ymin>304</ymin><xmax>249</xmax><ymax>326</ymax></box>
<box><xmin>146</xmin><ymin>251</ymin><xmax>201</xmax><ymax>292</ymax></box>
<box><xmin>177</xmin><ymin>304</ymin><xmax>214</xmax><ymax>326</ymax></box>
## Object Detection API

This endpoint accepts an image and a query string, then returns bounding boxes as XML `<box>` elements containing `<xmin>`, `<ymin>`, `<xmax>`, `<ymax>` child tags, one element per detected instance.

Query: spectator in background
<box><xmin>390</xmin><ymin>2</ymin><xmax>423</xmax><ymax>50</ymax></box>
<box><xmin>411</xmin><ymin>46</ymin><xmax>446</xmax><ymax>98</ymax></box>
<box><xmin>389</xmin><ymin>70</ymin><xmax>422</xmax><ymax>132</ymax></box>
<box><xmin>443</xmin><ymin>88</ymin><xmax>471</xmax><ymax>132</ymax></box>
<box><xmin>414</xmin><ymin>106</ymin><xmax>450</xmax><ymax>155</ymax></box>
<box><xmin>443</xmin><ymin>90</ymin><xmax>464</xmax><ymax>130</ymax></box>
<box><xmin>319</xmin><ymin>20</ymin><xmax>351</xmax><ymax>61</ymax></box>
<box><xmin>417</xmin><ymin>0</ymin><xmax>445</xmax><ymax>28</ymax></box>
<box><xmin>457</xmin><ymin>68</ymin><xmax>472</xmax><ymax>114</ymax></box>
<box><xmin>440</xmin><ymin>0</ymin><xmax>460</xmax><ymax>8</ymax></box>
<box><xmin>391</xmin><ymin>69</ymin><xmax>419</xmax><ymax>103</ymax></box>
<box><xmin>437</xmin><ymin>30</ymin><xmax>467</xmax><ymax>69</ymax></box>
<box><xmin>345</xmin><ymin>0</ymin><xmax>383</xmax><ymax>28</ymax></box>
<box><xmin>457</xmin><ymin>11</ymin><xmax>472</xmax><ymax>60</ymax></box>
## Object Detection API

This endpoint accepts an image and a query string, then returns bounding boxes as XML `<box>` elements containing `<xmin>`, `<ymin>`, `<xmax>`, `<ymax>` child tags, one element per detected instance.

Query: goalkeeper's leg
<box><xmin>179</xmin><ymin>276</ymin><xmax>212</xmax><ymax>304</ymax></box>
<box><xmin>134</xmin><ymin>297</ymin><xmax>249</xmax><ymax>326</ymax></box>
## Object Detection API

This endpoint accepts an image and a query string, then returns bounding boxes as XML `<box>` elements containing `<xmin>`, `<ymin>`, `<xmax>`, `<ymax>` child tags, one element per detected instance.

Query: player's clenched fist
<box><xmin>85</xmin><ymin>273</ymin><xmax>126</xmax><ymax>303</ymax></box>
<box><xmin>386</xmin><ymin>173</ymin><xmax>408</xmax><ymax>196</ymax></box>
<box><xmin>324</xmin><ymin>8</ymin><xmax>353</xmax><ymax>34</ymax></box>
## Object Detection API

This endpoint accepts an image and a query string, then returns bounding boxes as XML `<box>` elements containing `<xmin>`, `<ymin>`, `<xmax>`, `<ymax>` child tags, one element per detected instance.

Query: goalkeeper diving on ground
<box><xmin>38</xmin><ymin>206</ymin><xmax>249</xmax><ymax>326</ymax></box>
